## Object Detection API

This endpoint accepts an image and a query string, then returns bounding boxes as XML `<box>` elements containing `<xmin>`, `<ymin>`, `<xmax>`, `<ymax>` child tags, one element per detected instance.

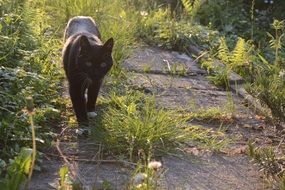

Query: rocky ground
<box><xmin>29</xmin><ymin>46</ymin><xmax>275</xmax><ymax>190</ymax></box>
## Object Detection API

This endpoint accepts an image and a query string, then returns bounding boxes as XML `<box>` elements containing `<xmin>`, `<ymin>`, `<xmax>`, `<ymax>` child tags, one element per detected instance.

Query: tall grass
<box><xmin>31</xmin><ymin>0</ymin><xmax>138</xmax><ymax>76</ymax></box>
<box><xmin>92</xmin><ymin>90</ymin><xmax>189</xmax><ymax>161</ymax></box>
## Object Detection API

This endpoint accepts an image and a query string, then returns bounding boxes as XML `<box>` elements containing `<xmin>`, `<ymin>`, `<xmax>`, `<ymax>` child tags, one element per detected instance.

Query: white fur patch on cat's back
<box><xmin>87</xmin><ymin>112</ymin><xmax>97</xmax><ymax>118</ymax></box>
<box><xmin>65</xmin><ymin>16</ymin><xmax>100</xmax><ymax>40</ymax></box>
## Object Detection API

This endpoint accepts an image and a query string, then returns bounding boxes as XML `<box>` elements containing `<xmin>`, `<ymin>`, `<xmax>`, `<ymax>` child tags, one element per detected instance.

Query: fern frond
<box><xmin>258</xmin><ymin>54</ymin><xmax>273</xmax><ymax>71</ymax></box>
<box><xmin>217</xmin><ymin>37</ymin><xmax>230</xmax><ymax>64</ymax></box>
<box><xmin>181</xmin><ymin>0</ymin><xmax>192</xmax><ymax>14</ymax></box>
<box><xmin>267</xmin><ymin>32</ymin><xmax>276</xmax><ymax>49</ymax></box>
<box><xmin>277</xmin><ymin>33</ymin><xmax>284</xmax><ymax>49</ymax></box>
<box><xmin>191</xmin><ymin>0</ymin><xmax>201</xmax><ymax>18</ymax></box>
<box><xmin>181</xmin><ymin>0</ymin><xmax>201</xmax><ymax>19</ymax></box>
<box><xmin>231</xmin><ymin>37</ymin><xmax>246</xmax><ymax>67</ymax></box>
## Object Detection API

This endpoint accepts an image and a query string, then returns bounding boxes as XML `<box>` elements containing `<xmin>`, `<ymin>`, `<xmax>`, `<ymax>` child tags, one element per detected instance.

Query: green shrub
<box><xmin>248</xmin><ymin>20</ymin><xmax>285</xmax><ymax>123</ymax></box>
<box><xmin>137</xmin><ymin>7</ymin><xmax>219</xmax><ymax>51</ymax></box>
<box><xmin>0</xmin><ymin>0</ymin><xmax>63</xmax><ymax>160</ymax></box>
<box><xmin>0</xmin><ymin>148</ymin><xmax>33</xmax><ymax>190</ymax></box>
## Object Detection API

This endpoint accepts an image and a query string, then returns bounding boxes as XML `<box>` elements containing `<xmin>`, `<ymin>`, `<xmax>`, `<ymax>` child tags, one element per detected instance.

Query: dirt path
<box><xmin>29</xmin><ymin>46</ymin><xmax>272</xmax><ymax>190</ymax></box>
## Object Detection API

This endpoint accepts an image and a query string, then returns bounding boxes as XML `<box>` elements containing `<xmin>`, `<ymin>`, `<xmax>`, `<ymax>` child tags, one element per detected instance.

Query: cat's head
<box><xmin>76</xmin><ymin>35</ymin><xmax>114</xmax><ymax>80</ymax></box>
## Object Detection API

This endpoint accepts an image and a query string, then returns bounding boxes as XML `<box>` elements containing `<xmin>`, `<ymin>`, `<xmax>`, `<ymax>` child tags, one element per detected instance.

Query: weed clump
<box><xmin>92</xmin><ymin>89</ymin><xmax>189</xmax><ymax>160</ymax></box>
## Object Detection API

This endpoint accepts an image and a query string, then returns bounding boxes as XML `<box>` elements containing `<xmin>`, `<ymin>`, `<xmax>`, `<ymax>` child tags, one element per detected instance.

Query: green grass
<box><xmin>137</xmin><ymin>7</ymin><xmax>219</xmax><ymax>51</ymax></box>
<box><xmin>0</xmin><ymin>0</ymin><xmax>63</xmax><ymax>158</ymax></box>
<box><xmin>89</xmin><ymin>81</ymin><xmax>229</xmax><ymax>160</ymax></box>
<box><xmin>248</xmin><ymin>141</ymin><xmax>285</xmax><ymax>189</ymax></box>
<box><xmin>0</xmin><ymin>148</ymin><xmax>33</xmax><ymax>190</ymax></box>
<box><xmin>31</xmin><ymin>0</ymin><xmax>138</xmax><ymax>76</ymax></box>
<box><xmin>0</xmin><ymin>0</ymin><xmax>64</xmax><ymax>187</ymax></box>
<box><xmin>184</xmin><ymin>107</ymin><xmax>234</xmax><ymax>123</ymax></box>
<box><xmin>91</xmin><ymin>88</ymin><xmax>189</xmax><ymax>161</ymax></box>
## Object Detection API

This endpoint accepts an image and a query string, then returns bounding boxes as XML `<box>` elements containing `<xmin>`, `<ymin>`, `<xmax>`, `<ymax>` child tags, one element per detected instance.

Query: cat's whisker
<box><xmin>79</xmin><ymin>75</ymin><xmax>88</xmax><ymax>82</ymax></box>
<box><xmin>72</xmin><ymin>72</ymin><xmax>87</xmax><ymax>81</ymax></box>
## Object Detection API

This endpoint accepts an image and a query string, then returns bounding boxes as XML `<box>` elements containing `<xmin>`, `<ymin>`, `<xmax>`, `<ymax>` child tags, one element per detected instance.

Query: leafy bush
<box><xmin>137</xmin><ymin>7</ymin><xmax>219</xmax><ymax>51</ymax></box>
<box><xmin>248</xmin><ymin>60</ymin><xmax>285</xmax><ymax>122</ymax></box>
<box><xmin>0</xmin><ymin>0</ymin><xmax>63</xmax><ymax>161</ymax></box>
<box><xmin>0</xmin><ymin>148</ymin><xmax>33</xmax><ymax>190</ymax></box>
<box><xmin>248</xmin><ymin>20</ymin><xmax>285</xmax><ymax>122</ymax></box>
<box><xmin>196</xmin><ymin>0</ymin><xmax>285</xmax><ymax>43</ymax></box>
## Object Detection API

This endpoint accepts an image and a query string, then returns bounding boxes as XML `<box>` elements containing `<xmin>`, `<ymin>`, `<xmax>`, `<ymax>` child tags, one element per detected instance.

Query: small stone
<box><xmin>133</xmin><ymin>173</ymin><xmax>147</xmax><ymax>187</ymax></box>
<box><xmin>87</xmin><ymin>112</ymin><xmax>97</xmax><ymax>118</ymax></box>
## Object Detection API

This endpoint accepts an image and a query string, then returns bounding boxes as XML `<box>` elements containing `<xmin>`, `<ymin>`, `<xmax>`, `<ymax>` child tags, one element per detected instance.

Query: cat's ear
<box><xmin>102</xmin><ymin>38</ymin><xmax>114</xmax><ymax>53</ymax></box>
<box><xmin>79</xmin><ymin>35</ymin><xmax>90</xmax><ymax>53</ymax></box>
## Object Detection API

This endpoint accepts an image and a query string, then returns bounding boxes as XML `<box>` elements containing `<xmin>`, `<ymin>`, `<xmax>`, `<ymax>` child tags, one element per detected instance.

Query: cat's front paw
<box><xmin>87</xmin><ymin>112</ymin><xmax>97</xmax><ymax>118</ymax></box>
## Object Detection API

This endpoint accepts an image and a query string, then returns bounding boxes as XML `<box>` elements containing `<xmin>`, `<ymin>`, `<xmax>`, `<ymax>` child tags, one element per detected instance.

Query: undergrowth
<box><xmin>1</xmin><ymin>0</ymin><xmax>285</xmax><ymax>189</ymax></box>
<box><xmin>0</xmin><ymin>0</ymin><xmax>64</xmax><ymax>188</ymax></box>
<box><xmin>137</xmin><ymin>7</ymin><xmax>219</xmax><ymax>51</ymax></box>
<box><xmin>248</xmin><ymin>141</ymin><xmax>285</xmax><ymax>189</ymax></box>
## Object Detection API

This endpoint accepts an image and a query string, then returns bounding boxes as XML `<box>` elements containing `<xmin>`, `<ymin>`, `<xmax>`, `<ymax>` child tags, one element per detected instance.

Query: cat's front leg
<box><xmin>86</xmin><ymin>79</ymin><xmax>102</xmax><ymax>117</ymax></box>
<box><xmin>69</xmin><ymin>84</ymin><xmax>88</xmax><ymax>124</ymax></box>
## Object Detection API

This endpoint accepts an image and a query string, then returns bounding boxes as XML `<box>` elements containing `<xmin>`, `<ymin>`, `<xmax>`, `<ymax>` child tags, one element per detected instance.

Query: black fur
<box><xmin>62</xmin><ymin>17</ymin><xmax>114</xmax><ymax>124</ymax></box>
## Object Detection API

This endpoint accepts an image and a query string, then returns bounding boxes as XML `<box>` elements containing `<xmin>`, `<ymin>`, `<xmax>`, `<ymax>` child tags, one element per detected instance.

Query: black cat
<box><xmin>62</xmin><ymin>16</ymin><xmax>114</xmax><ymax>124</ymax></box>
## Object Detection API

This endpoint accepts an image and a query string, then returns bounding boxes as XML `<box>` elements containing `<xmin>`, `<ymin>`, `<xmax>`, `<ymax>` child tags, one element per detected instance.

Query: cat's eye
<box><xmin>85</xmin><ymin>62</ymin><xmax>92</xmax><ymax>67</ymax></box>
<box><xmin>100</xmin><ymin>62</ymin><xmax>107</xmax><ymax>67</ymax></box>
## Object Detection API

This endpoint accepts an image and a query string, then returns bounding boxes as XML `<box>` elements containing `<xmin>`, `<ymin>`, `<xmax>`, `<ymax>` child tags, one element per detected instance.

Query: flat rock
<box><xmin>128</xmin><ymin>72</ymin><xmax>220</xmax><ymax>91</ymax></box>
<box><xmin>128</xmin><ymin>72</ymin><xmax>251</xmax><ymax>111</ymax></box>
<box><xmin>122</xmin><ymin>47</ymin><xmax>206</xmax><ymax>76</ymax></box>
<box><xmin>162</xmin><ymin>154</ymin><xmax>265</xmax><ymax>190</ymax></box>
<box><xmin>29</xmin><ymin>140</ymin><xmax>130</xmax><ymax>190</ymax></box>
